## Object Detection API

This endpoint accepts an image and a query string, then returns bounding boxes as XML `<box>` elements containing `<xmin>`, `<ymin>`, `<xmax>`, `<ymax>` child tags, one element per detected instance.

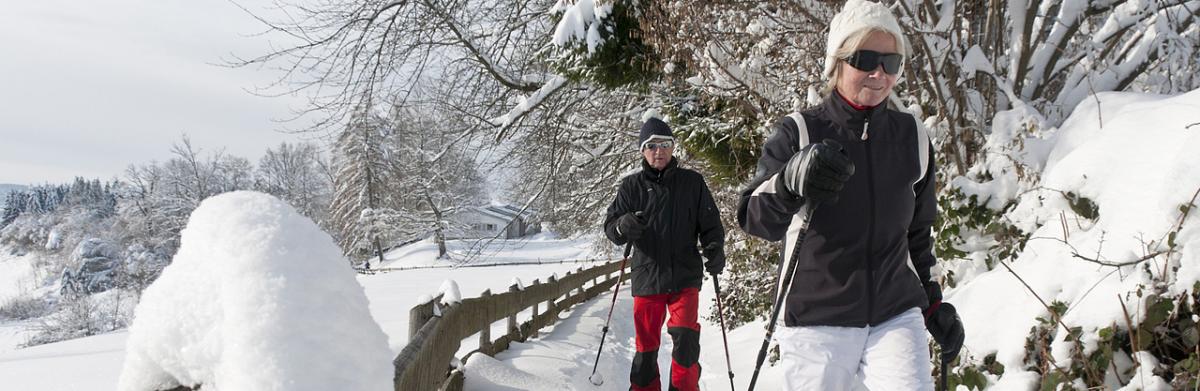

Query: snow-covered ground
<box><xmin>947</xmin><ymin>89</ymin><xmax>1200</xmax><ymax>389</ymax></box>
<box><xmin>0</xmin><ymin>250</ymin><xmax>42</xmax><ymax>355</ymax></box>
<box><xmin>0</xmin><ymin>229</ymin><xmax>616</xmax><ymax>390</ymax></box>
<box><xmin>367</xmin><ymin>240</ymin><xmax>609</xmax><ymax>354</ymax></box>
<box><xmin>0</xmin><ymin>250</ymin><xmax>39</xmax><ymax>306</ymax></box>
<box><xmin>461</xmin><ymin>274</ymin><xmax>787</xmax><ymax>391</ymax></box>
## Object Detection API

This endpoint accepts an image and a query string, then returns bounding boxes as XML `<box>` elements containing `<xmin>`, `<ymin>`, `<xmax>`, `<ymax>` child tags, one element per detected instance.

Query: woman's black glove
<box><xmin>616</xmin><ymin>212</ymin><xmax>648</xmax><ymax>241</ymax></box>
<box><xmin>779</xmin><ymin>139</ymin><xmax>855</xmax><ymax>204</ymax></box>
<box><xmin>923</xmin><ymin>281</ymin><xmax>965</xmax><ymax>360</ymax></box>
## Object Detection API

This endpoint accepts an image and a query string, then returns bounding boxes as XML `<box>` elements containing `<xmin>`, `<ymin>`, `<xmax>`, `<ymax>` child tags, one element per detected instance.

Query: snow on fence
<box><xmin>393</xmin><ymin>259</ymin><xmax>625</xmax><ymax>391</ymax></box>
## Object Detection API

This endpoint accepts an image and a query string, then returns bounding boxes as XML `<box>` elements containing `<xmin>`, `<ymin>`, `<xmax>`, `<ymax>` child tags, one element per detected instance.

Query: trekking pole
<box><xmin>747</xmin><ymin>204</ymin><xmax>818</xmax><ymax>391</ymax></box>
<box><xmin>939</xmin><ymin>352</ymin><xmax>951</xmax><ymax>391</ymax></box>
<box><xmin>588</xmin><ymin>242</ymin><xmax>633</xmax><ymax>386</ymax></box>
<box><xmin>712</xmin><ymin>274</ymin><xmax>736</xmax><ymax>390</ymax></box>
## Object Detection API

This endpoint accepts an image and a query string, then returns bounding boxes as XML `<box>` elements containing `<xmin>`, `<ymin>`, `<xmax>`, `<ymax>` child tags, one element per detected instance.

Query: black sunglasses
<box><xmin>844</xmin><ymin>50</ymin><xmax>903</xmax><ymax>75</ymax></box>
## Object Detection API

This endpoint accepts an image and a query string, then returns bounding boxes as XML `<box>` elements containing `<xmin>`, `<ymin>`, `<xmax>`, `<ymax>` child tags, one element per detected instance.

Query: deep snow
<box><xmin>948</xmin><ymin>89</ymin><xmax>1200</xmax><ymax>389</ymax></box>
<box><xmin>117</xmin><ymin>192</ymin><xmax>393</xmax><ymax>391</ymax></box>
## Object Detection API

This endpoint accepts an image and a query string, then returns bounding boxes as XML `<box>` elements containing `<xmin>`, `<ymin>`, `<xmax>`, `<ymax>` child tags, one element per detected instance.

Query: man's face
<box><xmin>642</xmin><ymin>138</ymin><xmax>674</xmax><ymax>170</ymax></box>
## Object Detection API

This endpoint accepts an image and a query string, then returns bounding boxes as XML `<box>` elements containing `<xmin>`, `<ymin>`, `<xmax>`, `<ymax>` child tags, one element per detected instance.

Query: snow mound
<box><xmin>117</xmin><ymin>191</ymin><xmax>392</xmax><ymax>391</ymax></box>
<box><xmin>439</xmin><ymin>280</ymin><xmax>462</xmax><ymax>305</ymax></box>
<box><xmin>952</xmin><ymin>90</ymin><xmax>1200</xmax><ymax>385</ymax></box>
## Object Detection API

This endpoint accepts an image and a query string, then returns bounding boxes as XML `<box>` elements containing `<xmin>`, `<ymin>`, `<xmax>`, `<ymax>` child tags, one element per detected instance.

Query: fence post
<box><xmin>576</xmin><ymin>267</ymin><xmax>585</xmax><ymax>295</ymax></box>
<box><xmin>507</xmin><ymin>283</ymin><xmax>520</xmax><ymax>340</ymax></box>
<box><xmin>530</xmin><ymin>278</ymin><xmax>540</xmax><ymax>339</ymax></box>
<box><xmin>409</xmin><ymin>294</ymin><xmax>442</xmax><ymax>340</ymax></box>
<box><xmin>478</xmin><ymin>289</ymin><xmax>492</xmax><ymax>354</ymax></box>
<box><xmin>546</xmin><ymin>275</ymin><xmax>559</xmax><ymax>315</ymax></box>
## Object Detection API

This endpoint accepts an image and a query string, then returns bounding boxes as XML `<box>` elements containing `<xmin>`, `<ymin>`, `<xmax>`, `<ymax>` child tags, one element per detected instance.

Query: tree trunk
<box><xmin>423</xmin><ymin>191</ymin><xmax>448</xmax><ymax>259</ymax></box>
<box><xmin>372</xmin><ymin>237</ymin><xmax>385</xmax><ymax>269</ymax></box>
<box><xmin>435</xmin><ymin>227</ymin><xmax>447</xmax><ymax>259</ymax></box>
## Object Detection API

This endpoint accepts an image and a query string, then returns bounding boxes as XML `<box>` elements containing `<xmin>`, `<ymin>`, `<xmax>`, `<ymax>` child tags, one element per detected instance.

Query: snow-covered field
<box><xmin>0</xmin><ymin>230</ymin><xmax>616</xmax><ymax>390</ymax></box>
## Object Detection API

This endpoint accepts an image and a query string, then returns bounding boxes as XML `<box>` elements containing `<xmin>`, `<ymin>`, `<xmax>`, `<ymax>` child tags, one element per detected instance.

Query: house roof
<box><xmin>455</xmin><ymin>204</ymin><xmax>535</xmax><ymax>225</ymax></box>
<box><xmin>487</xmin><ymin>204</ymin><xmax>535</xmax><ymax>219</ymax></box>
<box><xmin>471</xmin><ymin>207</ymin><xmax>513</xmax><ymax>222</ymax></box>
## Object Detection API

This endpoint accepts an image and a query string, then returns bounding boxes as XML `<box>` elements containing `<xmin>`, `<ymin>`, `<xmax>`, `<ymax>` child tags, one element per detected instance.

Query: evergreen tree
<box><xmin>329</xmin><ymin>102</ymin><xmax>397</xmax><ymax>267</ymax></box>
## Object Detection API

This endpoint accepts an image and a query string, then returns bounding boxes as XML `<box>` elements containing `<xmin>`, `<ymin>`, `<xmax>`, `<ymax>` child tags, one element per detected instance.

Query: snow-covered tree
<box><xmin>329</xmin><ymin>103</ymin><xmax>397</xmax><ymax>266</ymax></box>
<box><xmin>893</xmin><ymin>0</ymin><xmax>1200</xmax><ymax>174</ymax></box>
<box><xmin>389</xmin><ymin>103</ymin><xmax>487</xmax><ymax>258</ymax></box>
<box><xmin>255</xmin><ymin>142</ymin><xmax>333</xmax><ymax>226</ymax></box>
<box><xmin>236</xmin><ymin>5</ymin><xmax>1200</xmax><ymax>384</ymax></box>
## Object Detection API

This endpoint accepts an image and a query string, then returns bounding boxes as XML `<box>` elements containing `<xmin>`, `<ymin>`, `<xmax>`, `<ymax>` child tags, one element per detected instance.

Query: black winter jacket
<box><xmin>738</xmin><ymin>93</ymin><xmax>938</xmax><ymax>327</ymax></box>
<box><xmin>604</xmin><ymin>158</ymin><xmax>725</xmax><ymax>296</ymax></box>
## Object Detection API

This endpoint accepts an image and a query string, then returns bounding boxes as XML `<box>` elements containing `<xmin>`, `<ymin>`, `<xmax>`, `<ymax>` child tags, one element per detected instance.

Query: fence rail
<box><xmin>392</xmin><ymin>258</ymin><xmax>626</xmax><ymax>391</ymax></box>
<box><xmin>362</xmin><ymin>258</ymin><xmax>603</xmax><ymax>274</ymax></box>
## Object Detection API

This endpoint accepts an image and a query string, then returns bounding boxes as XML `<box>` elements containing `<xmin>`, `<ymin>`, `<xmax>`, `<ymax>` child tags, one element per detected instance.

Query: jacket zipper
<box><xmin>864</xmin><ymin>119</ymin><xmax>876</xmax><ymax>324</ymax></box>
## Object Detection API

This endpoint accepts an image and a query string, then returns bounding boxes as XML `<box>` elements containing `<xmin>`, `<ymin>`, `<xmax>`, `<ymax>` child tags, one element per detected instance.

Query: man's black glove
<box><xmin>702</xmin><ymin>242</ymin><xmax>725</xmax><ymax>275</ymax></box>
<box><xmin>779</xmin><ymin>139</ymin><xmax>855</xmax><ymax>204</ymax></box>
<box><xmin>923</xmin><ymin>281</ymin><xmax>965</xmax><ymax>360</ymax></box>
<box><xmin>616</xmin><ymin>212</ymin><xmax>648</xmax><ymax>241</ymax></box>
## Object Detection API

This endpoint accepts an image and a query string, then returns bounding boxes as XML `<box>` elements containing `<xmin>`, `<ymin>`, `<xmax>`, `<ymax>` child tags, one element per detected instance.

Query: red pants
<box><xmin>630</xmin><ymin>287</ymin><xmax>701</xmax><ymax>391</ymax></box>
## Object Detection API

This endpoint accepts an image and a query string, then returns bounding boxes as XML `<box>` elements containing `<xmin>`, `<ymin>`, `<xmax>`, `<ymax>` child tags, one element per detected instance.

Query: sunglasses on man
<box><xmin>844</xmin><ymin>50</ymin><xmax>903</xmax><ymax>75</ymax></box>
<box><xmin>643</xmin><ymin>140</ymin><xmax>674</xmax><ymax>151</ymax></box>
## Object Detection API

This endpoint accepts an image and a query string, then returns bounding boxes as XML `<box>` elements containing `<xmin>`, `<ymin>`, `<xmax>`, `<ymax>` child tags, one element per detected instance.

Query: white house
<box><xmin>450</xmin><ymin>204</ymin><xmax>541</xmax><ymax>239</ymax></box>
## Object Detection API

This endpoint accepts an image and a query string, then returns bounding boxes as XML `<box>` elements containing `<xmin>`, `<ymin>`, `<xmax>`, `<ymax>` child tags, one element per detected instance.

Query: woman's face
<box><xmin>836</xmin><ymin>31</ymin><xmax>899</xmax><ymax>107</ymax></box>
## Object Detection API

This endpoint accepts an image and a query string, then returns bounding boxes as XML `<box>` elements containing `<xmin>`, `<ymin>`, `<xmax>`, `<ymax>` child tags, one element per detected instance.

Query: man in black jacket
<box><xmin>603</xmin><ymin>117</ymin><xmax>725</xmax><ymax>391</ymax></box>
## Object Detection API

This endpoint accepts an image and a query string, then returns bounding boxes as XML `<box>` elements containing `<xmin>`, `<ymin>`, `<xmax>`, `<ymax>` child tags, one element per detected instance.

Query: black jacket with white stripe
<box><xmin>605</xmin><ymin>157</ymin><xmax>725</xmax><ymax>296</ymax></box>
<box><xmin>737</xmin><ymin>93</ymin><xmax>938</xmax><ymax>327</ymax></box>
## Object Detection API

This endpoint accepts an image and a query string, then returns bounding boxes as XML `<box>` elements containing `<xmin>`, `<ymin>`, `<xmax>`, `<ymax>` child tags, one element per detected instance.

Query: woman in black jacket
<box><xmin>737</xmin><ymin>1</ymin><xmax>964</xmax><ymax>389</ymax></box>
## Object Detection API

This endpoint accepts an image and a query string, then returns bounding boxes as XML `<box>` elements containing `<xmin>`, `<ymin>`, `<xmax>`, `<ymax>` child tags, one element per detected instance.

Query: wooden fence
<box><xmin>392</xmin><ymin>259</ymin><xmax>626</xmax><ymax>391</ymax></box>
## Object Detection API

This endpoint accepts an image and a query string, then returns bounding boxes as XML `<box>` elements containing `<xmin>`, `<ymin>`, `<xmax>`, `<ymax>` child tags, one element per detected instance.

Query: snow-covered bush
<box><xmin>944</xmin><ymin>91</ymin><xmax>1200</xmax><ymax>389</ymax></box>
<box><xmin>118</xmin><ymin>191</ymin><xmax>391</xmax><ymax>391</ymax></box>
<box><xmin>60</xmin><ymin>238</ymin><xmax>123</xmax><ymax>296</ymax></box>
<box><xmin>0</xmin><ymin>293</ymin><xmax>52</xmax><ymax>321</ymax></box>
<box><xmin>24</xmin><ymin>291</ymin><xmax>130</xmax><ymax>347</ymax></box>
<box><xmin>934</xmin><ymin>103</ymin><xmax>1054</xmax><ymax>286</ymax></box>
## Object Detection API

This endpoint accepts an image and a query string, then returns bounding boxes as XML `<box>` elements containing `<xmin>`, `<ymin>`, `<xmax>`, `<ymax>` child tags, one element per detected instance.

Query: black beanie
<box><xmin>638</xmin><ymin>117</ymin><xmax>674</xmax><ymax>148</ymax></box>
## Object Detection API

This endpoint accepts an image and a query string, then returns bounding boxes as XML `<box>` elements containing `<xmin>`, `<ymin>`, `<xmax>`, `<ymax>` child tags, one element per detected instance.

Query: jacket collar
<box><xmin>822</xmin><ymin>91</ymin><xmax>888</xmax><ymax>139</ymax></box>
<box><xmin>641</xmin><ymin>156</ymin><xmax>678</xmax><ymax>182</ymax></box>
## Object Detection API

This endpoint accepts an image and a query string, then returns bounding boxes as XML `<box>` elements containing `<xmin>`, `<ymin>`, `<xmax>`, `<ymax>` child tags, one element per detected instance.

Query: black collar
<box><xmin>641</xmin><ymin>157</ymin><xmax>678</xmax><ymax>182</ymax></box>
<box><xmin>822</xmin><ymin>91</ymin><xmax>888</xmax><ymax>139</ymax></box>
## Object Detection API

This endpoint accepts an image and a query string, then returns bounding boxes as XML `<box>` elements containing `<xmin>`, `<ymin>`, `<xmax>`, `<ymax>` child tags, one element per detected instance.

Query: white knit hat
<box><xmin>823</xmin><ymin>0</ymin><xmax>907</xmax><ymax>79</ymax></box>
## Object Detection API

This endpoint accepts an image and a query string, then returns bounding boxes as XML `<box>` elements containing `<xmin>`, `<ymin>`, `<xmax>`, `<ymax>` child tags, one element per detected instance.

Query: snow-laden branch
<box><xmin>488</xmin><ymin>75</ymin><xmax>569</xmax><ymax>141</ymax></box>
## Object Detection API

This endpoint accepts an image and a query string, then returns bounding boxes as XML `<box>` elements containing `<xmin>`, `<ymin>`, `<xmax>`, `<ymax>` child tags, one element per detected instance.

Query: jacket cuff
<box><xmin>923</xmin><ymin>280</ymin><xmax>943</xmax><ymax>307</ymax></box>
<box><xmin>924</xmin><ymin>300</ymin><xmax>942</xmax><ymax>319</ymax></box>
<box><xmin>774</xmin><ymin>171</ymin><xmax>796</xmax><ymax>198</ymax></box>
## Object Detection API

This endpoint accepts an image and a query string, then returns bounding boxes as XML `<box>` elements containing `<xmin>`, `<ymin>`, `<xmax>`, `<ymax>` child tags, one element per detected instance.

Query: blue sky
<box><xmin>0</xmin><ymin>0</ymin><xmax>315</xmax><ymax>185</ymax></box>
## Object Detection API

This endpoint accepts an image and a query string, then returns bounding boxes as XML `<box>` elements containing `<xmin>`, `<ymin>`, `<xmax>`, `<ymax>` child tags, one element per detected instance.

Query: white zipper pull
<box><xmin>862</xmin><ymin>120</ymin><xmax>870</xmax><ymax>141</ymax></box>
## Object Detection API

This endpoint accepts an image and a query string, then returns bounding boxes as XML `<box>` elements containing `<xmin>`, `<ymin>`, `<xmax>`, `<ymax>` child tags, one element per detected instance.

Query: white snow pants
<box><xmin>776</xmin><ymin>307</ymin><xmax>933</xmax><ymax>391</ymax></box>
